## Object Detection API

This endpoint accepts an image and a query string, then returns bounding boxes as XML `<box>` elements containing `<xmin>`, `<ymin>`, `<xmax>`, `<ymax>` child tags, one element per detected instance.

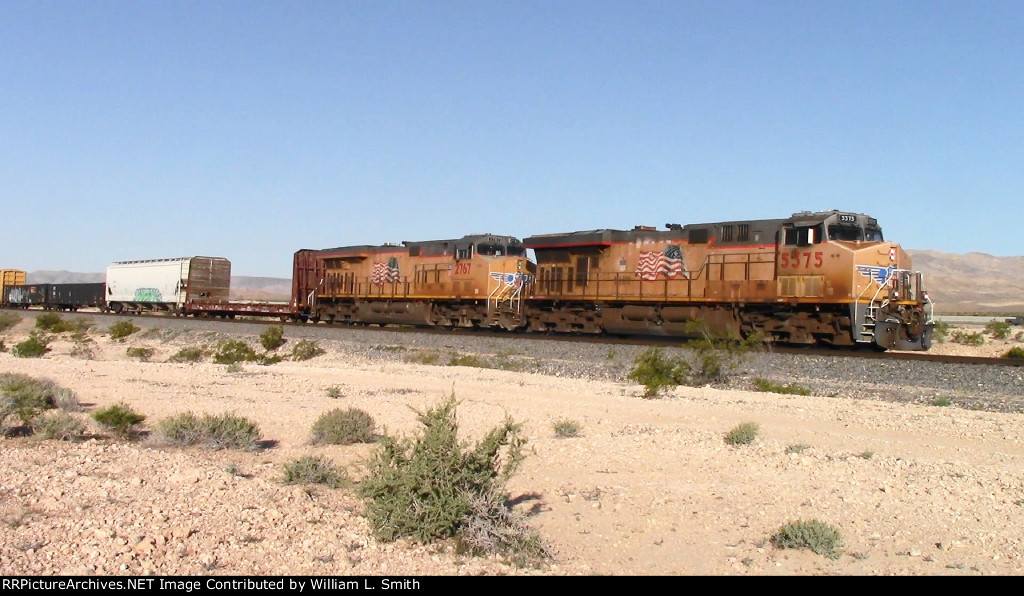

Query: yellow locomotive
<box><xmin>523</xmin><ymin>210</ymin><xmax>933</xmax><ymax>350</ymax></box>
<box><xmin>292</xmin><ymin>234</ymin><xmax>533</xmax><ymax>329</ymax></box>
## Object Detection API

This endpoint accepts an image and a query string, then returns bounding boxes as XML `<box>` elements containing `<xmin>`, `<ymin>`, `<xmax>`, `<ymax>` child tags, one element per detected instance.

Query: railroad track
<box><xmin>7</xmin><ymin>307</ymin><xmax>1022</xmax><ymax>368</ymax></box>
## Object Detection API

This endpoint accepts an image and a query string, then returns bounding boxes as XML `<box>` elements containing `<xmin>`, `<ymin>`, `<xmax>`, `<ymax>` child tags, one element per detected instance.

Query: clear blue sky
<box><xmin>3</xmin><ymin>1</ymin><xmax>1021</xmax><ymax>277</ymax></box>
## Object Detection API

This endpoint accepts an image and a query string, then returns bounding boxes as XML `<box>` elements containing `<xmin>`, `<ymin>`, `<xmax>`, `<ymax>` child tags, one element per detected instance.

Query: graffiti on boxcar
<box><xmin>134</xmin><ymin>288</ymin><xmax>162</xmax><ymax>302</ymax></box>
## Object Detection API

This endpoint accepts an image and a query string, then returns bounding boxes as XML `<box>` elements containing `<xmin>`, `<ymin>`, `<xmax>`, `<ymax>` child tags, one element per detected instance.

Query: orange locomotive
<box><xmin>291</xmin><ymin>234</ymin><xmax>534</xmax><ymax>330</ymax></box>
<box><xmin>522</xmin><ymin>210</ymin><xmax>933</xmax><ymax>350</ymax></box>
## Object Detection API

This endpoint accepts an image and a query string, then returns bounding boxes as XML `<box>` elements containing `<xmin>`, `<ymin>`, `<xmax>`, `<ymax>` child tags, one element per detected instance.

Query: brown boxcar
<box><xmin>292</xmin><ymin>234</ymin><xmax>534</xmax><ymax>329</ymax></box>
<box><xmin>523</xmin><ymin>210</ymin><xmax>932</xmax><ymax>350</ymax></box>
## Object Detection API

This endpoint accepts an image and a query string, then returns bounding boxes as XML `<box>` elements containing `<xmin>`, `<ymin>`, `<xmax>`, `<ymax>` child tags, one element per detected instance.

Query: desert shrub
<box><xmin>985</xmin><ymin>320</ymin><xmax>1012</xmax><ymax>340</ymax></box>
<box><xmin>168</xmin><ymin>347</ymin><xmax>206</xmax><ymax>363</ymax></box>
<box><xmin>724</xmin><ymin>422</ymin><xmax>760</xmax><ymax>446</ymax></box>
<box><xmin>126</xmin><ymin>346</ymin><xmax>155</xmax><ymax>361</ymax></box>
<box><xmin>771</xmin><ymin>519</ymin><xmax>844</xmax><ymax>559</ymax></box>
<box><xmin>91</xmin><ymin>403</ymin><xmax>146</xmax><ymax>439</ymax></box>
<box><xmin>931</xmin><ymin>320</ymin><xmax>950</xmax><ymax>342</ymax></box>
<box><xmin>33</xmin><ymin>411</ymin><xmax>85</xmax><ymax>441</ymax></box>
<box><xmin>69</xmin><ymin>331</ymin><xmax>96</xmax><ymax>360</ymax></box>
<box><xmin>0</xmin><ymin>339</ymin><xmax>5</xmax><ymax>352</ymax></box>
<box><xmin>553</xmin><ymin>419</ymin><xmax>582</xmax><ymax>438</ymax></box>
<box><xmin>0</xmin><ymin>373</ymin><xmax>78</xmax><ymax>430</ymax></box>
<box><xmin>153</xmin><ymin>411</ymin><xmax>262</xmax><ymax>451</ymax></box>
<box><xmin>213</xmin><ymin>339</ymin><xmax>260</xmax><ymax>364</ymax></box>
<box><xmin>35</xmin><ymin>312</ymin><xmax>65</xmax><ymax>332</ymax></box>
<box><xmin>260</xmin><ymin>325</ymin><xmax>286</xmax><ymax>351</ymax></box>
<box><xmin>1003</xmin><ymin>346</ymin><xmax>1024</xmax><ymax>359</ymax></box>
<box><xmin>951</xmin><ymin>330</ymin><xmax>985</xmax><ymax>346</ymax></box>
<box><xmin>12</xmin><ymin>331</ymin><xmax>51</xmax><ymax>358</ymax></box>
<box><xmin>310</xmin><ymin>407</ymin><xmax>375</xmax><ymax>445</ymax></box>
<box><xmin>931</xmin><ymin>397</ymin><xmax>952</xmax><ymax>407</ymax></box>
<box><xmin>108</xmin><ymin>320</ymin><xmax>140</xmax><ymax>341</ymax></box>
<box><xmin>785</xmin><ymin>443</ymin><xmax>810</xmax><ymax>455</ymax></box>
<box><xmin>325</xmin><ymin>385</ymin><xmax>344</xmax><ymax>399</ymax></box>
<box><xmin>627</xmin><ymin>347</ymin><xmax>691</xmax><ymax>397</ymax></box>
<box><xmin>405</xmin><ymin>350</ymin><xmax>441</xmax><ymax>365</ymax></box>
<box><xmin>448</xmin><ymin>353</ymin><xmax>489</xmax><ymax>368</ymax></box>
<box><xmin>290</xmin><ymin>339</ymin><xmax>325</xmax><ymax>361</ymax></box>
<box><xmin>0</xmin><ymin>312</ymin><xmax>22</xmax><ymax>333</ymax></box>
<box><xmin>457</xmin><ymin>487</ymin><xmax>550</xmax><ymax>565</ymax></box>
<box><xmin>753</xmin><ymin>378</ymin><xmax>811</xmax><ymax>396</ymax></box>
<box><xmin>281</xmin><ymin>455</ymin><xmax>349</xmax><ymax>488</ymax></box>
<box><xmin>358</xmin><ymin>394</ymin><xmax>537</xmax><ymax>563</ymax></box>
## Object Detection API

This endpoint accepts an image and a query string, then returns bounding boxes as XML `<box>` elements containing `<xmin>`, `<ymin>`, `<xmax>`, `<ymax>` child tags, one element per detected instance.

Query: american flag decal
<box><xmin>636</xmin><ymin>245</ymin><xmax>686</xmax><ymax>280</ymax></box>
<box><xmin>371</xmin><ymin>257</ymin><xmax>401</xmax><ymax>285</ymax></box>
<box><xmin>856</xmin><ymin>265</ymin><xmax>894</xmax><ymax>286</ymax></box>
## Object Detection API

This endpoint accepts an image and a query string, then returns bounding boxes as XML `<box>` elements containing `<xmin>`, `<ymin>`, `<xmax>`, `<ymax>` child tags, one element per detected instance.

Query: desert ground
<box><xmin>1</xmin><ymin>312</ymin><xmax>1023</xmax><ymax>576</ymax></box>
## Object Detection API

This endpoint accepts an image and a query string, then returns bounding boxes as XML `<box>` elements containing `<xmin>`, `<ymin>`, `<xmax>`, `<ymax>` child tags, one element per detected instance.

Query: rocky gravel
<box><xmin>2</xmin><ymin>310</ymin><xmax>1024</xmax><ymax>576</ymax></box>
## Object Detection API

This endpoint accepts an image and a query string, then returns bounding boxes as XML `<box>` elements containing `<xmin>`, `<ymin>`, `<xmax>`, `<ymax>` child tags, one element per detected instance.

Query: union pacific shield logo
<box><xmin>856</xmin><ymin>265</ymin><xmax>894</xmax><ymax>285</ymax></box>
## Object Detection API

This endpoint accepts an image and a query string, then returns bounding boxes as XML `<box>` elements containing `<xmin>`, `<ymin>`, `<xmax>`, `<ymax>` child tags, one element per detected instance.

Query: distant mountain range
<box><xmin>24</xmin><ymin>249</ymin><xmax>1024</xmax><ymax>314</ymax></box>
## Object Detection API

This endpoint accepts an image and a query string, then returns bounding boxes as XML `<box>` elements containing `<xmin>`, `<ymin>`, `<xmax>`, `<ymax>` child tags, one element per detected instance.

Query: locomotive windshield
<box><xmin>827</xmin><ymin>224</ymin><xmax>884</xmax><ymax>242</ymax></box>
<box><xmin>477</xmin><ymin>242</ymin><xmax>526</xmax><ymax>257</ymax></box>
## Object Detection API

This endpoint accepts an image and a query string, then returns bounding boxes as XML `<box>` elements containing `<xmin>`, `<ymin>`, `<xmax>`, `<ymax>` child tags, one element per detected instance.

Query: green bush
<box><xmin>310</xmin><ymin>407</ymin><xmax>376</xmax><ymax>445</ymax></box>
<box><xmin>627</xmin><ymin>347</ymin><xmax>691</xmax><ymax>397</ymax></box>
<box><xmin>753</xmin><ymin>378</ymin><xmax>811</xmax><ymax>395</ymax></box>
<box><xmin>260</xmin><ymin>325</ymin><xmax>286</xmax><ymax>351</ymax></box>
<box><xmin>70</xmin><ymin>331</ymin><xmax>96</xmax><ymax>360</ymax></box>
<box><xmin>724</xmin><ymin>422</ymin><xmax>760</xmax><ymax>446</ymax></box>
<box><xmin>405</xmin><ymin>350</ymin><xmax>441</xmax><ymax>365</ymax></box>
<box><xmin>35</xmin><ymin>312</ymin><xmax>65</xmax><ymax>332</ymax></box>
<box><xmin>951</xmin><ymin>330</ymin><xmax>985</xmax><ymax>346</ymax></box>
<box><xmin>771</xmin><ymin>519</ymin><xmax>844</xmax><ymax>559</ymax></box>
<box><xmin>108</xmin><ymin>320</ymin><xmax>140</xmax><ymax>341</ymax></box>
<box><xmin>33</xmin><ymin>411</ymin><xmax>85</xmax><ymax>441</ymax></box>
<box><xmin>168</xmin><ymin>347</ymin><xmax>206</xmax><ymax>363</ymax></box>
<box><xmin>0</xmin><ymin>312</ymin><xmax>22</xmax><ymax>333</ymax></box>
<box><xmin>931</xmin><ymin>320</ymin><xmax>951</xmax><ymax>342</ymax></box>
<box><xmin>91</xmin><ymin>403</ymin><xmax>146</xmax><ymax>439</ymax></box>
<box><xmin>12</xmin><ymin>331</ymin><xmax>51</xmax><ymax>358</ymax></box>
<box><xmin>153</xmin><ymin>411</ymin><xmax>262</xmax><ymax>451</ymax></box>
<box><xmin>325</xmin><ymin>385</ymin><xmax>344</xmax><ymax>399</ymax></box>
<box><xmin>126</xmin><ymin>346</ymin><xmax>155</xmax><ymax>361</ymax></box>
<box><xmin>290</xmin><ymin>339</ymin><xmax>325</xmax><ymax>361</ymax></box>
<box><xmin>213</xmin><ymin>339</ymin><xmax>260</xmax><ymax>364</ymax></box>
<box><xmin>0</xmin><ymin>373</ymin><xmax>78</xmax><ymax>430</ymax></box>
<box><xmin>281</xmin><ymin>455</ymin><xmax>349</xmax><ymax>488</ymax></box>
<box><xmin>1003</xmin><ymin>346</ymin><xmax>1024</xmax><ymax>359</ymax></box>
<box><xmin>553</xmin><ymin>419</ymin><xmax>582</xmax><ymax>438</ymax></box>
<box><xmin>358</xmin><ymin>394</ymin><xmax>538</xmax><ymax>563</ymax></box>
<box><xmin>985</xmin><ymin>320</ymin><xmax>1012</xmax><ymax>340</ymax></box>
<box><xmin>931</xmin><ymin>396</ymin><xmax>952</xmax><ymax>407</ymax></box>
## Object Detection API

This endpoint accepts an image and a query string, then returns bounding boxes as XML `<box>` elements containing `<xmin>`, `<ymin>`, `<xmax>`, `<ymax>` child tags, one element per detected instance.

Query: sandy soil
<box><xmin>1</xmin><ymin>318</ymin><xmax>1023</xmax><ymax>576</ymax></box>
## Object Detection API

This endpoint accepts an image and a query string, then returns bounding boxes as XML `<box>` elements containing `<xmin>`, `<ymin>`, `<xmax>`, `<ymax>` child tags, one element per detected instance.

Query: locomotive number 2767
<box><xmin>779</xmin><ymin>251</ymin><xmax>823</xmax><ymax>268</ymax></box>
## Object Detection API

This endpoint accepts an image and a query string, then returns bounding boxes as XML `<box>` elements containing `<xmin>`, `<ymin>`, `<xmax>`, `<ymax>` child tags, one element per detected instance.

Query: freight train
<box><xmin>0</xmin><ymin>210</ymin><xmax>935</xmax><ymax>351</ymax></box>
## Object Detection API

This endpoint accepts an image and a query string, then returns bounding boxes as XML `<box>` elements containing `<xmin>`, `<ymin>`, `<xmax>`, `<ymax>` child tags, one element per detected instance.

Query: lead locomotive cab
<box><xmin>776</xmin><ymin>211</ymin><xmax>933</xmax><ymax>351</ymax></box>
